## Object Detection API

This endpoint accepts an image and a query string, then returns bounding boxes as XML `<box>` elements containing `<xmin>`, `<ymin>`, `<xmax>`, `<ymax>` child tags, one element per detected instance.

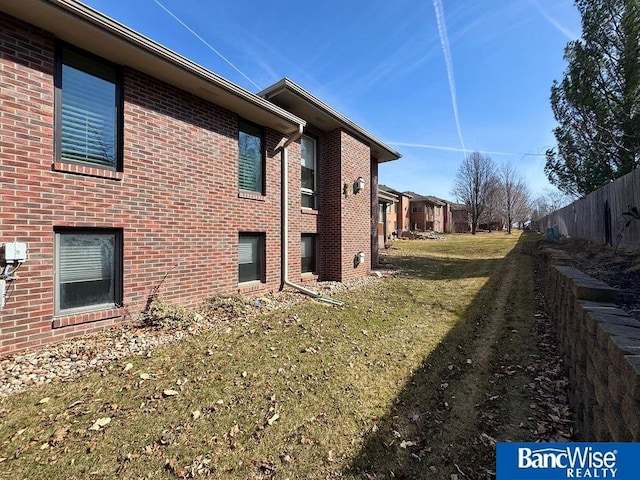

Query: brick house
<box><xmin>405</xmin><ymin>192</ymin><xmax>449</xmax><ymax>233</ymax></box>
<box><xmin>377</xmin><ymin>185</ymin><xmax>411</xmax><ymax>244</ymax></box>
<box><xmin>0</xmin><ymin>0</ymin><xmax>400</xmax><ymax>355</ymax></box>
<box><xmin>450</xmin><ymin>203</ymin><xmax>471</xmax><ymax>233</ymax></box>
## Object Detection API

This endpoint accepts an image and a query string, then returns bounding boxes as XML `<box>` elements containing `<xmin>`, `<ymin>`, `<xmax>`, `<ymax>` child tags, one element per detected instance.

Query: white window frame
<box><xmin>301</xmin><ymin>135</ymin><xmax>317</xmax><ymax>209</ymax></box>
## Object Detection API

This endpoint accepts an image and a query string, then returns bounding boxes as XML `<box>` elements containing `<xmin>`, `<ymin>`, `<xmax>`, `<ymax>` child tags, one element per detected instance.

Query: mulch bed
<box><xmin>0</xmin><ymin>276</ymin><xmax>385</xmax><ymax>398</ymax></box>
<box><xmin>538</xmin><ymin>238</ymin><xmax>640</xmax><ymax>319</ymax></box>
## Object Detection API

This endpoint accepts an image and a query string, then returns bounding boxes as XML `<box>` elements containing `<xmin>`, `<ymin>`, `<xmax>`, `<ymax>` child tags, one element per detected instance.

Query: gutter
<box><xmin>279</xmin><ymin>128</ymin><xmax>343</xmax><ymax>306</ymax></box>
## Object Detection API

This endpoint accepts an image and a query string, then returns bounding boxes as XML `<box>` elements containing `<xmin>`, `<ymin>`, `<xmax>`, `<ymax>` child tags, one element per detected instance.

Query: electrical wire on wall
<box><xmin>1</xmin><ymin>262</ymin><xmax>22</xmax><ymax>281</ymax></box>
<box><xmin>0</xmin><ymin>242</ymin><xmax>27</xmax><ymax>308</ymax></box>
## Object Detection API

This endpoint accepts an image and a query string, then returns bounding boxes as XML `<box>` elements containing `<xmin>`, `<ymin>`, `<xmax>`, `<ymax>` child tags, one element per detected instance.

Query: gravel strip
<box><xmin>0</xmin><ymin>272</ymin><xmax>393</xmax><ymax>397</ymax></box>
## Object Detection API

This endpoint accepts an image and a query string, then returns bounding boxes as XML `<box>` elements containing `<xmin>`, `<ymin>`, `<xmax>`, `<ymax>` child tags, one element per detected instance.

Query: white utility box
<box><xmin>1</xmin><ymin>242</ymin><xmax>28</xmax><ymax>263</ymax></box>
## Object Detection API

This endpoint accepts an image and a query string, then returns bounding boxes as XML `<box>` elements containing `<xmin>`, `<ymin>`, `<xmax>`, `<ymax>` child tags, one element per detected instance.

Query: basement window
<box><xmin>301</xmin><ymin>234</ymin><xmax>317</xmax><ymax>274</ymax></box>
<box><xmin>238</xmin><ymin>233</ymin><xmax>265</xmax><ymax>283</ymax></box>
<box><xmin>54</xmin><ymin>229</ymin><xmax>122</xmax><ymax>314</ymax></box>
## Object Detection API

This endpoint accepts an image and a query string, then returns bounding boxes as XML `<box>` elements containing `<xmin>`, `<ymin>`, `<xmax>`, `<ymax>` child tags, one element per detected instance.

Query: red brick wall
<box><xmin>339</xmin><ymin>131</ymin><xmax>371</xmax><ymax>281</ymax></box>
<box><xmin>371</xmin><ymin>160</ymin><xmax>379</xmax><ymax>266</ymax></box>
<box><xmin>409</xmin><ymin>202</ymin><xmax>427</xmax><ymax>231</ymax></box>
<box><xmin>410</xmin><ymin>201</ymin><xmax>445</xmax><ymax>232</ymax></box>
<box><xmin>0</xmin><ymin>12</ymin><xmax>377</xmax><ymax>355</ymax></box>
<box><xmin>433</xmin><ymin>205</ymin><xmax>445</xmax><ymax>233</ymax></box>
<box><xmin>0</xmin><ymin>13</ymin><xmax>293</xmax><ymax>355</ymax></box>
<box><xmin>398</xmin><ymin>195</ymin><xmax>410</xmax><ymax>232</ymax></box>
<box><xmin>317</xmin><ymin>129</ymin><xmax>372</xmax><ymax>281</ymax></box>
<box><xmin>319</xmin><ymin>129</ymin><xmax>343</xmax><ymax>280</ymax></box>
<box><xmin>1</xmin><ymin>13</ymin><xmax>58</xmax><ymax>354</ymax></box>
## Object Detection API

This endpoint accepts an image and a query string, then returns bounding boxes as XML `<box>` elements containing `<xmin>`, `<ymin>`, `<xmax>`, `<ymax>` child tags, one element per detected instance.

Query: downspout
<box><xmin>279</xmin><ymin>128</ymin><xmax>343</xmax><ymax>306</ymax></box>
<box><xmin>280</xmin><ymin>126</ymin><xmax>322</xmax><ymax>298</ymax></box>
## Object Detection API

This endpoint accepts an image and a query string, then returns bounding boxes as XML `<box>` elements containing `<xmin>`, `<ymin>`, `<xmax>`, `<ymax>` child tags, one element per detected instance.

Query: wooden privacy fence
<box><xmin>533</xmin><ymin>168</ymin><xmax>640</xmax><ymax>251</ymax></box>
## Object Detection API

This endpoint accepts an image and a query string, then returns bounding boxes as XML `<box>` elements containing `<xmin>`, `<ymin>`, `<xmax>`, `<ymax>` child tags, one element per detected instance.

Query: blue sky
<box><xmin>82</xmin><ymin>0</ymin><xmax>581</xmax><ymax>201</ymax></box>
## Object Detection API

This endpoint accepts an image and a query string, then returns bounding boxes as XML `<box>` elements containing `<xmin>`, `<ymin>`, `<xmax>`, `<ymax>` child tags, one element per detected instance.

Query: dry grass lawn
<box><xmin>0</xmin><ymin>231</ymin><xmax>542</xmax><ymax>479</ymax></box>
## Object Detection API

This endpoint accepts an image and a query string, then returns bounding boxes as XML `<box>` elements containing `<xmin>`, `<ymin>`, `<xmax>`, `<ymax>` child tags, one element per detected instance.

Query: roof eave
<box><xmin>0</xmin><ymin>0</ymin><xmax>305</xmax><ymax>135</ymax></box>
<box><xmin>260</xmin><ymin>78</ymin><xmax>401</xmax><ymax>163</ymax></box>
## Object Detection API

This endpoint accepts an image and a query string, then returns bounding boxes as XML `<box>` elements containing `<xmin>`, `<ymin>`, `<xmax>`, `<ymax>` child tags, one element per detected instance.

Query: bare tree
<box><xmin>531</xmin><ymin>188</ymin><xmax>572</xmax><ymax>221</ymax></box>
<box><xmin>451</xmin><ymin>152</ymin><xmax>497</xmax><ymax>235</ymax></box>
<box><xmin>500</xmin><ymin>162</ymin><xmax>531</xmax><ymax>234</ymax></box>
<box><xmin>512</xmin><ymin>181</ymin><xmax>532</xmax><ymax>230</ymax></box>
<box><xmin>480</xmin><ymin>174</ymin><xmax>504</xmax><ymax>231</ymax></box>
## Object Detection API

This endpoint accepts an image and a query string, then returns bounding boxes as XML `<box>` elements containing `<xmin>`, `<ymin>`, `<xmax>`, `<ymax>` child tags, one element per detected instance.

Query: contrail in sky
<box><xmin>152</xmin><ymin>0</ymin><xmax>261</xmax><ymax>89</ymax></box>
<box><xmin>531</xmin><ymin>0</ymin><xmax>577</xmax><ymax>40</ymax></box>
<box><xmin>432</xmin><ymin>0</ymin><xmax>467</xmax><ymax>156</ymax></box>
<box><xmin>386</xmin><ymin>141</ymin><xmax>545</xmax><ymax>157</ymax></box>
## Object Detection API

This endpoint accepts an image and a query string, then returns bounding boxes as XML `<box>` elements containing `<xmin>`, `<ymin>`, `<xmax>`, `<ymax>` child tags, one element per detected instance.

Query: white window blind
<box><xmin>59</xmin><ymin>234</ymin><xmax>114</xmax><ymax>284</ymax></box>
<box><xmin>301</xmin><ymin>136</ymin><xmax>315</xmax><ymax>170</ymax></box>
<box><xmin>61</xmin><ymin>49</ymin><xmax>117</xmax><ymax>167</ymax></box>
<box><xmin>239</xmin><ymin>236</ymin><xmax>258</xmax><ymax>264</ymax></box>
<box><xmin>301</xmin><ymin>236</ymin><xmax>313</xmax><ymax>257</ymax></box>
<box><xmin>301</xmin><ymin>135</ymin><xmax>316</xmax><ymax>208</ymax></box>
<box><xmin>238</xmin><ymin>121</ymin><xmax>263</xmax><ymax>193</ymax></box>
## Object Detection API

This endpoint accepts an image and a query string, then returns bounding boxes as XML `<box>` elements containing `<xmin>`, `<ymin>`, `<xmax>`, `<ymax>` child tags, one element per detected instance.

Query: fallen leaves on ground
<box><xmin>88</xmin><ymin>417</ymin><xmax>111</xmax><ymax>431</ymax></box>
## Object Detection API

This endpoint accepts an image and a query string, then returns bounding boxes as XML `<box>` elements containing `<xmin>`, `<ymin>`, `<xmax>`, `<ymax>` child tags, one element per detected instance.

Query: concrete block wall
<box><xmin>538</xmin><ymin>247</ymin><xmax>640</xmax><ymax>441</ymax></box>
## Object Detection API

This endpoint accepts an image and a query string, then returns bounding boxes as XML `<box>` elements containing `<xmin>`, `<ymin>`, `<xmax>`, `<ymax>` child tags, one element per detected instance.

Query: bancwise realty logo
<box><xmin>497</xmin><ymin>443</ymin><xmax>640</xmax><ymax>479</ymax></box>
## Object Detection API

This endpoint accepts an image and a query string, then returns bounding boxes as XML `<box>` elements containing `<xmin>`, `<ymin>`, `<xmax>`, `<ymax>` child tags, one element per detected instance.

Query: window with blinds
<box><xmin>238</xmin><ymin>233</ymin><xmax>264</xmax><ymax>283</ymax></box>
<box><xmin>238</xmin><ymin>120</ymin><xmax>263</xmax><ymax>193</ymax></box>
<box><xmin>301</xmin><ymin>135</ymin><xmax>317</xmax><ymax>209</ymax></box>
<box><xmin>56</xmin><ymin>45</ymin><xmax>121</xmax><ymax>169</ymax></box>
<box><xmin>301</xmin><ymin>234</ymin><xmax>316</xmax><ymax>274</ymax></box>
<box><xmin>55</xmin><ymin>230</ymin><xmax>122</xmax><ymax>314</ymax></box>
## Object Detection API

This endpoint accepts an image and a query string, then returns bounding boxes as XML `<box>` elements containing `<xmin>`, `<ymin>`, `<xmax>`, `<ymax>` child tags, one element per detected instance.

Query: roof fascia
<box><xmin>0</xmin><ymin>0</ymin><xmax>305</xmax><ymax>134</ymax></box>
<box><xmin>260</xmin><ymin>78</ymin><xmax>401</xmax><ymax>163</ymax></box>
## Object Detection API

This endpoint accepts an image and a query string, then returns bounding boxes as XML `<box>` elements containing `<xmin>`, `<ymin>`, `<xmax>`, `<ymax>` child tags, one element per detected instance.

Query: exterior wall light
<box><xmin>354</xmin><ymin>176</ymin><xmax>365</xmax><ymax>193</ymax></box>
<box><xmin>354</xmin><ymin>251</ymin><xmax>365</xmax><ymax>267</ymax></box>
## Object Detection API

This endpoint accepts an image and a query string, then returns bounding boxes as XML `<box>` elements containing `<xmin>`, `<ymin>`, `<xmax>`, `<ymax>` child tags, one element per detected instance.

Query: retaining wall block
<box><xmin>607</xmin><ymin>336</ymin><xmax>640</xmax><ymax>372</ymax></box>
<box><xmin>538</xmin><ymin>246</ymin><xmax>639</xmax><ymax>441</ymax></box>
<box><xmin>593</xmin><ymin>374</ymin><xmax>610</xmax><ymax>407</ymax></box>
<box><xmin>604</xmin><ymin>403</ymin><xmax>633</xmax><ymax>441</ymax></box>
<box><xmin>621</xmin><ymin>395</ymin><xmax>640</xmax><ymax>441</ymax></box>
<box><xmin>581</xmin><ymin>304</ymin><xmax>634</xmax><ymax>336</ymax></box>
<box><xmin>596</xmin><ymin>323</ymin><xmax>640</xmax><ymax>351</ymax></box>
<box><xmin>553</xmin><ymin>265</ymin><xmax>618</xmax><ymax>303</ymax></box>
<box><xmin>620</xmin><ymin>355</ymin><xmax>640</xmax><ymax>401</ymax></box>
<box><xmin>592</xmin><ymin>345</ymin><xmax>610</xmax><ymax>382</ymax></box>
<box><xmin>579</xmin><ymin>376</ymin><xmax>596</xmax><ymax>422</ymax></box>
<box><xmin>592</xmin><ymin>406</ymin><xmax>612</xmax><ymax>441</ymax></box>
<box><xmin>606</xmin><ymin>364</ymin><xmax>625</xmax><ymax>407</ymax></box>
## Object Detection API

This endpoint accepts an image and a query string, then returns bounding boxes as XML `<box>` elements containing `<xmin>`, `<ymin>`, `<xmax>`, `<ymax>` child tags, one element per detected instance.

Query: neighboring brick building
<box><xmin>405</xmin><ymin>192</ymin><xmax>449</xmax><ymax>233</ymax></box>
<box><xmin>450</xmin><ymin>203</ymin><xmax>471</xmax><ymax>233</ymax></box>
<box><xmin>0</xmin><ymin>0</ymin><xmax>400</xmax><ymax>355</ymax></box>
<box><xmin>378</xmin><ymin>185</ymin><xmax>411</xmax><ymax>245</ymax></box>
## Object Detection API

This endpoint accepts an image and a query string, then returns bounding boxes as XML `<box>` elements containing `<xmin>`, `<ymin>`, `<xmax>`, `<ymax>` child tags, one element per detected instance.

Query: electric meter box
<box><xmin>1</xmin><ymin>242</ymin><xmax>28</xmax><ymax>263</ymax></box>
